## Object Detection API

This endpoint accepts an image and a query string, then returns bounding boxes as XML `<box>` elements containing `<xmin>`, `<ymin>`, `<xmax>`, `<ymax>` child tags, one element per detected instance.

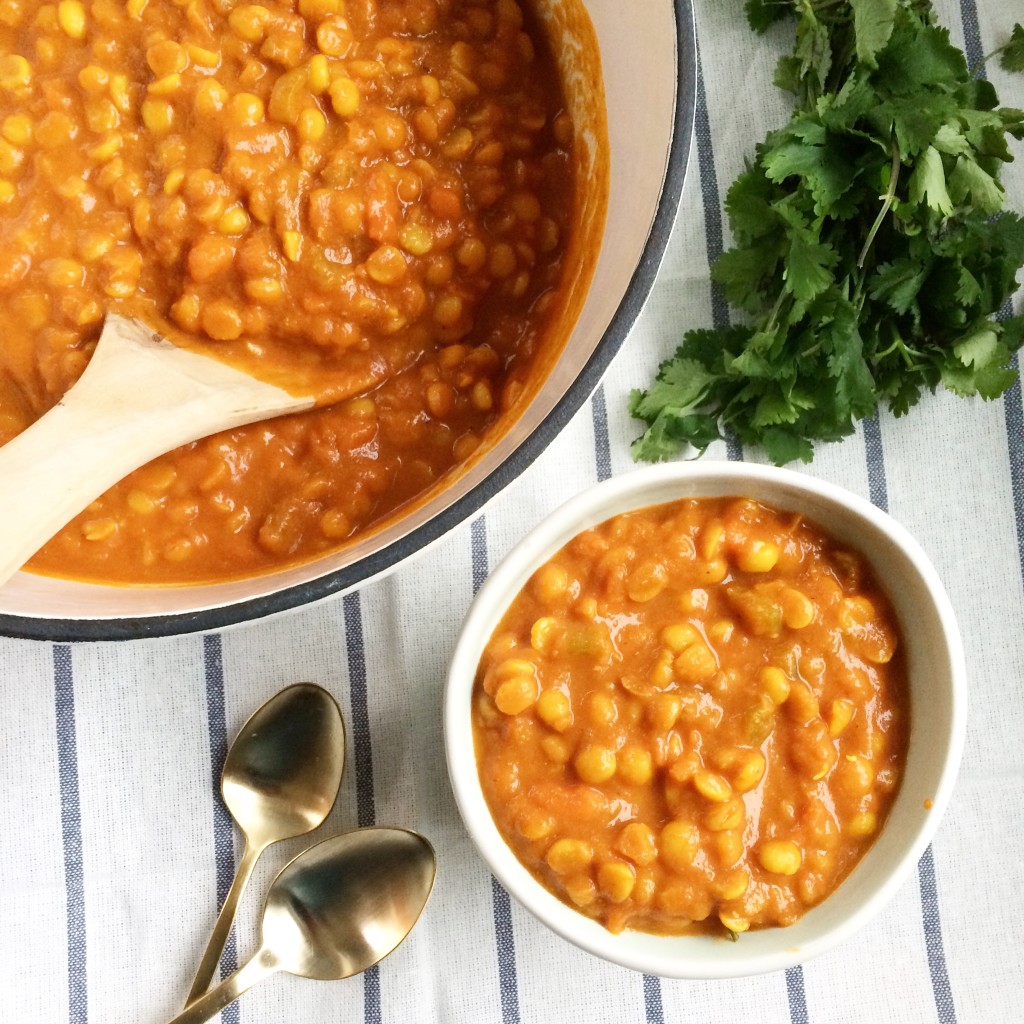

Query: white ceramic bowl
<box><xmin>444</xmin><ymin>462</ymin><xmax>967</xmax><ymax>979</ymax></box>
<box><xmin>0</xmin><ymin>0</ymin><xmax>696</xmax><ymax>640</ymax></box>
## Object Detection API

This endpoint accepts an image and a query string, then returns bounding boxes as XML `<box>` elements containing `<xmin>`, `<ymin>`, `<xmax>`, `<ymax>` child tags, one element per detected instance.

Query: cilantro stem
<box><xmin>976</xmin><ymin>45</ymin><xmax>1001</xmax><ymax>71</ymax></box>
<box><xmin>857</xmin><ymin>139</ymin><xmax>901</xmax><ymax>270</ymax></box>
<box><xmin>765</xmin><ymin>289</ymin><xmax>789</xmax><ymax>334</ymax></box>
<box><xmin>872</xmin><ymin>326</ymin><xmax>900</xmax><ymax>360</ymax></box>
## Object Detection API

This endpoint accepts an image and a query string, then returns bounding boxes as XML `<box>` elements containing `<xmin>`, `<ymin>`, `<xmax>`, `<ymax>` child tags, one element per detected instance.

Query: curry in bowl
<box><xmin>0</xmin><ymin>0</ymin><xmax>604</xmax><ymax>585</ymax></box>
<box><xmin>472</xmin><ymin>496</ymin><xmax>907</xmax><ymax>937</ymax></box>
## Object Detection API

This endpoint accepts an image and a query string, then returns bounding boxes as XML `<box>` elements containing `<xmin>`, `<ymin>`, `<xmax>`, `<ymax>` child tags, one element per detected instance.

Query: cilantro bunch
<box><xmin>630</xmin><ymin>0</ymin><xmax>1024</xmax><ymax>465</ymax></box>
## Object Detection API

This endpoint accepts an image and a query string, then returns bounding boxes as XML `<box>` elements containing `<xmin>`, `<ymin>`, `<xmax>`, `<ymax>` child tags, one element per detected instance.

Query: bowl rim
<box><xmin>443</xmin><ymin>461</ymin><xmax>968</xmax><ymax>979</ymax></box>
<box><xmin>0</xmin><ymin>0</ymin><xmax>698</xmax><ymax>643</ymax></box>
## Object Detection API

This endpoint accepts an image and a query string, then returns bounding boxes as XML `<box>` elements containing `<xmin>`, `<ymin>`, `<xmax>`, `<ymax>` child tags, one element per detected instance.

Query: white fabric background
<box><xmin>2</xmin><ymin>1</ymin><xmax>1022</xmax><ymax>1022</ymax></box>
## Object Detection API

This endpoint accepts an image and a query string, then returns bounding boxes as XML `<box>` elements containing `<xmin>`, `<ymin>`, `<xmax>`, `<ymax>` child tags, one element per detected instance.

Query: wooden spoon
<box><xmin>0</xmin><ymin>314</ymin><xmax>377</xmax><ymax>587</ymax></box>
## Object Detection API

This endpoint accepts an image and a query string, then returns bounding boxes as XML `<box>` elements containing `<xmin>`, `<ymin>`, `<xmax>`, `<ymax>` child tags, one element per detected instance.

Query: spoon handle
<box><xmin>167</xmin><ymin>948</ymin><xmax>279</xmax><ymax>1024</ymax></box>
<box><xmin>0</xmin><ymin>314</ymin><xmax>312</xmax><ymax>588</ymax></box>
<box><xmin>185</xmin><ymin>839</ymin><xmax>263</xmax><ymax>1005</ymax></box>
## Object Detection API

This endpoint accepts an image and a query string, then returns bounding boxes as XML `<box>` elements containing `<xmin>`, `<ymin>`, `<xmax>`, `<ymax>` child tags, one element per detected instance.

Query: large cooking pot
<box><xmin>0</xmin><ymin>0</ymin><xmax>696</xmax><ymax>640</ymax></box>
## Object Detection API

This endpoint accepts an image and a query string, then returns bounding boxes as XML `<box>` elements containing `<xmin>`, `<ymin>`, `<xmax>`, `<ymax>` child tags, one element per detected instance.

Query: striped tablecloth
<box><xmin>4</xmin><ymin>1</ymin><xmax>1022</xmax><ymax>1022</ymax></box>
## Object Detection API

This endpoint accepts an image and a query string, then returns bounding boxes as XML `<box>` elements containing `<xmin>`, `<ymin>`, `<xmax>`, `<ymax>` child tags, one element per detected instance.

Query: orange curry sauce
<box><xmin>0</xmin><ymin>0</ymin><xmax>576</xmax><ymax>582</ymax></box>
<box><xmin>473</xmin><ymin>497</ymin><xmax>908</xmax><ymax>936</ymax></box>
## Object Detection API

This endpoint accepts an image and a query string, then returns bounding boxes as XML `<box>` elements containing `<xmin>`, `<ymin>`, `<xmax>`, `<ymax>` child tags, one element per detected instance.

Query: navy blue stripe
<box><xmin>694</xmin><ymin>32</ymin><xmax>743</xmax><ymax>464</ymax></box>
<box><xmin>724</xmin><ymin>436</ymin><xmax>744</xmax><ymax>463</ymax></box>
<box><xmin>362</xmin><ymin>964</ymin><xmax>381</xmax><ymax>1024</ymax></box>
<box><xmin>919</xmin><ymin>847</ymin><xmax>957</xmax><ymax>1023</ymax></box>
<box><xmin>785</xmin><ymin>966</ymin><xmax>809</xmax><ymax>1024</ymax></box>
<box><xmin>471</xmin><ymin>517</ymin><xmax>489</xmax><ymax>595</ymax></box>
<box><xmin>693</xmin><ymin>36</ymin><xmax>729</xmax><ymax>332</ymax></box>
<box><xmin>958</xmin><ymin>0</ymin><xmax>984</xmax><ymax>74</ymax></box>
<box><xmin>201</xmin><ymin>634</ymin><xmax>239</xmax><ymax>1024</ymax></box>
<box><xmin>863</xmin><ymin>416</ymin><xmax>958</xmax><ymax>1022</ymax></box>
<box><xmin>1005</xmin><ymin>364</ymin><xmax>1024</xmax><ymax>581</ymax></box>
<box><xmin>489</xmin><ymin>876</ymin><xmax>522</xmax><ymax>1024</ymax></box>
<box><xmin>341</xmin><ymin>592</ymin><xmax>381</xmax><ymax>1022</ymax></box>
<box><xmin>642</xmin><ymin>973</ymin><xmax>664</xmax><ymax>1024</ymax></box>
<box><xmin>591</xmin><ymin>384</ymin><xmax>613</xmax><ymax>482</ymax></box>
<box><xmin>342</xmin><ymin>592</ymin><xmax>376</xmax><ymax>830</ymax></box>
<box><xmin>54</xmin><ymin>645</ymin><xmax>87</xmax><ymax>1024</ymax></box>
<box><xmin>472</xmin><ymin>517</ymin><xmax>521</xmax><ymax>1024</ymax></box>
<box><xmin>862</xmin><ymin>414</ymin><xmax>889</xmax><ymax>511</ymax></box>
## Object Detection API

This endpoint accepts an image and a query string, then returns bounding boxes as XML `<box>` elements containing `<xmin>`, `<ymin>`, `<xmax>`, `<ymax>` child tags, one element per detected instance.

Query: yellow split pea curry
<box><xmin>473</xmin><ymin>497</ymin><xmax>908</xmax><ymax>937</ymax></box>
<box><xmin>0</xmin><ymin>0</ymin><xmax>578</xmax><ymax>582</ymax></box>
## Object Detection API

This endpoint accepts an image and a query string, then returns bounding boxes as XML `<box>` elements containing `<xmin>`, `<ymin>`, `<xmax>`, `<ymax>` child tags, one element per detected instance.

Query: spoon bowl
<box><xmin>222</xmin><ymin>683</ymin><xmax>346</xmax><ymax>847</ymax></box>
<box><xmin>263</xmin><ymin>827</ymin><xmax>438</xmax><ymax>981</ymax></box>
<box><xmin>167</xmin><ymin>828</ymin><xmax>437</xmax><ymax>1024</ymax></box>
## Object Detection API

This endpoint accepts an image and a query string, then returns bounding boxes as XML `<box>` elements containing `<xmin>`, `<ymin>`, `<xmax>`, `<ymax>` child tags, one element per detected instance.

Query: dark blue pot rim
<box><xmin>2</xmin><ymin>0</ymin><xmax>698</xmax><ymax>642</ymax></box>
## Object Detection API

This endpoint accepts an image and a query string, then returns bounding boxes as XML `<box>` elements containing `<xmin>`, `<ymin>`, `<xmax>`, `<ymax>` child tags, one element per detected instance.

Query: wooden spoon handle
<box><xmin>0</xmin><ymin>315</ymin><xmax>313</xmax><ymax>586</ymax></box>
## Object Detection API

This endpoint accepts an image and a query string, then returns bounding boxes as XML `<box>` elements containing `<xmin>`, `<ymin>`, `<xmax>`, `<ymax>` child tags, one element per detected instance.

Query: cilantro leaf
<box><xmin>999</xmin><ymin>23</ymin><xmax>1024</xmax><ymax>72</ymax></box>
<box><xmin>953</xmin><ymin>325</ymin><xmax>1000</xmax><ymax>368</ymax></box>
<box><xmin>999</xmin><ymin>107</ymin><xmax>1024</xmax><ymax>141</ymax></box>
<box><xmin>1000</xmin><ymin>315</ymin><xmax>1024</xmax><ymax>353</ymax></box>
<box><xmin>761</xmin><ymin>118</ymin><xmax>859</xmax><ymax>214</ymax></box>
<box><xmin>947</xmin><ymin>156</ymin><xmax>1004</xmax><ymax>215</ymax></box>
<box><xmin>751</xmin><ymin>385</ymin><xmax>811</xmax><ymax>427</ymax></box>
<box><xmin>628</xmin><ymin>348</ymin><xmax>727</xmax><ymax>461</ymax></box>
<box><xmin>886</xmin><ymin>371</ymin><xmax>925</xmax><ymax>417</ymax></box>
<box><xmin>629</xmin><ymin>358</ymin><xmax>716</xmax><ymax>422</ymax></box>
<box><xmin>940</xmin><ymin>355</ymin><xmax>1017</xmax><ymax>399</ymax></box>
<box><xmin>711</xmin><ymin>239</ymin><xmax>784</xmax><ymax>313</ymax></box>
<box><xmin>870</xmin><ymin>257</ymin><xmax>930</xmax><ymax>314</ymax></box>
<box><xmin>774</xmin><ymin>55</ymin><xmax>804</xmax><ymax>96</ymax></box>
<box><xmin>723</xmin><ymin>166</ymin><xmax>778</xmax><ymax>243</ymax></box>
<box><xmin>908</xmin><ymin>145</ymin><xmax>953</xmax><ymax>216</ymax></box>
<box><xmin>875</xmin><ymin>14</ymin><xmax>967</xmax><ymax>96</ymax></box>
<box><xmin>882</xmin><ymin>93</ymin><xmax>958</xmax><ymax>156</ymax></box>
<box><xmin>629</xmin><ymin>410</ymin><xmax>722</xmax><ymax>462</ymax></box>
<box><xmin>755</xmin><ymin>427</ymin><xmax>815</xmax><ymax>465</ymax></box>
<box><xmin>677</xmin><ymin>326</ymin><xmax>754</xmax><ymax>371</ymax></box>
<box><xmin>785</xmin><ymin>230</ymin><xmax>839</xmax><ymax>302</ymax></box>
<box><xmin>818</xmin><ymin>295</ymin><xmax>878</xmax><ymax>418</ymax></box>
<box><xmin>730</xmin><ymin>338</ymin><xmax>781</xmax><ymax>380</ymax></box>
<box><xmin>852</xmin><ymin>0</ymin><xmax>898</xmax><ymax>68</ymax></box>
<box><xmin>818</xmin><ymin>72</ymin><xmax>878</xmax><ymax>133</ymax></box>
<box><xmin>745</xmin><ymin>0</ymin><xmax>793</xmax><ymax>34</ymax></box>
<box><xmin>794</xmin><ymin>9</ymin><xmax>832</xmax><ymax>100</ymax></box>
<box><xmin>954</xmin><ymin>265</ymin><xmax>982</xmax><ymax>306</ymax></box>
<box><xmin>932</xmin><ymin>123</ymin><xmax>970</xmax><ymax>156</ymax></box>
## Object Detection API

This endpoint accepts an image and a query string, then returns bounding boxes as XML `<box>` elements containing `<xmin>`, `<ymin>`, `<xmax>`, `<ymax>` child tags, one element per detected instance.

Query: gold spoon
<box><xmin>167</xmin><ymin>828</ymin><xmax>436</xmax><ymax>1024</ymax></box>
<box><xmin>184</xmin><ymin>683</ymin><xmax>345</xmax><ymax>1005</ymax></box>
